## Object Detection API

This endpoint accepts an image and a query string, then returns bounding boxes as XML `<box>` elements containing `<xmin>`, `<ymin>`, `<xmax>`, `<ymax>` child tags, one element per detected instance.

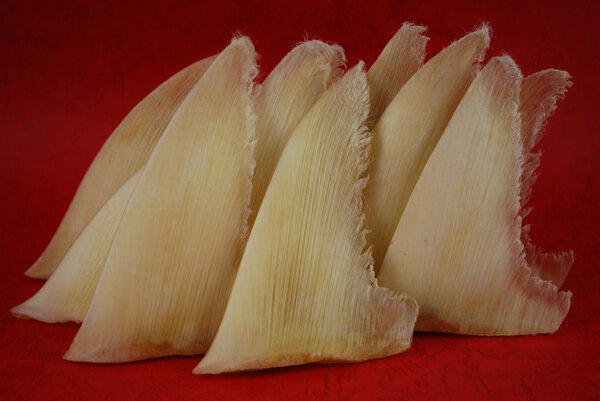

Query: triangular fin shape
<box><xmin>365</xmin><ymin>27</ymin><xmax>490</xmax><ymax>268</ymax></box>
<box><xmin>196</xmin><ymin>65</ymin><xmax>418</xmax><ymax>374</ymax></box>
<box><xmin>12</xmin><ymin>171</ymin><xmax>140</xmax><ymax>323</ymax></box>
<box><xmin>64</xmin><ymin>37</ymin><xmax>258</xmax><ymax>362</ymax></box>
<box><xmin>379</xmin><ymin>56</ymin><xmax>572</xmax><ymax>335</ymax></box>
<box><xmin>366</xmin><ymin>23</ymin><xmax>429</xmax><ymax>124</ymax></box>
<box><xmin>26</xmin><ymin>55</ymin><xmax>215</xmax><ymax>279</ymax></box>
<box><xmin>249</xmin><ymin>41</ymin><xmax>346</xmax><ymax>223</ymax></box>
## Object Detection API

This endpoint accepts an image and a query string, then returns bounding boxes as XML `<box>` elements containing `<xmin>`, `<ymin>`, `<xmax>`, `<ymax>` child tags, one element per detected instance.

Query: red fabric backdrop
<box><xmin>1</xmin><ymin>0</ymin><xmax>598</xmax><ymax>400</ymax></box>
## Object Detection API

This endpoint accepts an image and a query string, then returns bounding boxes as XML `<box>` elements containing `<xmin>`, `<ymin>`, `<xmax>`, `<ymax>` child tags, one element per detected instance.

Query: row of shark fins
<box><xmin>12</xmin><ymin>23</ymin><xmax>573</xmax><ymax>374</ymax></box>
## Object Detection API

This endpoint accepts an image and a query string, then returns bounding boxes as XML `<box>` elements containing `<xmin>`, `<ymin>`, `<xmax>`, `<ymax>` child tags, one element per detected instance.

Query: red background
<box><xmin>1</xmin><ymin>0</ymin><xmax>598</xmax><ymax>400</ymax></box>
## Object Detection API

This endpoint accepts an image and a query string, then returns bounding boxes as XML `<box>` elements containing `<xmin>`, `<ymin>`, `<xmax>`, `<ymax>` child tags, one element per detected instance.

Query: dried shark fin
<box><xmin>196</xmin><ymin>65</ymin><xmax>418</xmax><ymax>374</ymax></box>
<box><xmin>365</xmin><ymin>27</ymin><xmax>490</xmax><ymax>268</ymax></box>
<box><xmin>25</xmin><ymin>55</ymin><xmax>216</xmax><ymax>279</ymax></box>
<box><xmin>11</xmin><ymin>171</ymin><xmax>140</xmax><ymax>323</ymax></box>
<box><xmin>366</xmin><ymin>23</ymin><xmax>428</xmax><ymax>124</ymax></box>
<box><xmin>379</xmin><ymin>56</ymin><xmax>572</xmax><ymax>335</ymax></box>
<box><xmin>519</xmin><ymin>70</ymin><xmax>574</xmax><ymax>287</ymax></box>
<box><xmin>64</xmin><ymin>37</ymin><xmax>258</xmax><ymax>362</ymax></box>
<box><xmin>249</xmin><ymin>41</ymin><xmax>346</xmax><ymax>222</ymax></box>
<box><xmin>14</xmin><ymin>41</ymin><xmax>345</xmax><ymax>325</ymax></box>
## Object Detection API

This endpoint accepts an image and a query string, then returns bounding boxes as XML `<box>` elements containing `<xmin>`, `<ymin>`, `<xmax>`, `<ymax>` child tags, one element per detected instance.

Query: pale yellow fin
<box><xmin>366</xmin><ymin>27</ymin><xmax>490</xmax><ymax>268</ymax></box>
<box><xmin>26</xmin><ymin>55</ymin><xmax>216</xmax><ymax>279</ymax></box>
<box><xmin>63</xmin><ymin>37</ymin><xmax>258</xmax><ymax>362</ymax></box>
<box><xmin>379</xmin><ymin>56</ymin><xmax>571</xmax><ymax>335</ymax></box>
<box><xmin>250</xmin><ymin>41</ymin><xmax>346</xmax><ymax>224</ymax></box>
<box><xmin>11</xmin><ymin>171</ymin><xmax>140</xmax><ymax>323</ymax></box>
<box><xmin>195</xmin><ymin>65</ymin><xmax>418</xmax><ymax>374</ymax></box>
<box><xmin>367</xmin><ymin>22</ymin><xmax>428</xmax><ymax>124</ymax></box>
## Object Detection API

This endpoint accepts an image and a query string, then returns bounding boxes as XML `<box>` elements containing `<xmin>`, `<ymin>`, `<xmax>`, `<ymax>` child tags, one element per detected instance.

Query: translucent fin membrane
<box><xmin>379</xmin><ymin>57</ymin><xmax>572</xmax><ymax>335</ymax></box>
<box><xmin>64</xmin><ymin>37</ymin><xmax>258</xmax><ymax>362</ymax></box>
<box><xmin>249</xmin><ymin>41</ymin><xmax>346</xmax><ymax>223</ymax></box>
<box><xmin>25</xmin><ymin>56</ymin><xmax>216</xmax><ymax>279</ymax></box>
<box><xmin>366</xmin><ymin>23</ymin><xmax>428</xmax><ymax>124</ymax></box>
<box><xmin>196</xmin><ymin>65</ymin><xmax>418</xmax><ymax>374</ymax></box>
<box><xmin>11</xmin><ymin>171</ymin><xmax>140</xmax><ymax>323</ymax></box>
<box><xmin>366</xmin><ymin>27</ymin><xmax>490</xmax><ymax>268</ymax></box>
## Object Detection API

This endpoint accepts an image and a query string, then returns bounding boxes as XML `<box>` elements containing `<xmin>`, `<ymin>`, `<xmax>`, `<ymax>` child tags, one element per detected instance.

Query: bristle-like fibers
<box><xmin>519</xmin><ymin>70</ymin><xmax>574</xmax><ymax>287</ymax></box>
<box><xmin>249</xmin><ymin>41</ymin><xmax>346</xmax><ymax>222</ymax></box>
<box><xmin>379</xmin><ymin>56</ymin><xmax>572</xmax><ymax>335</ymax></box>
<box><xmin>196</xmin><ymin>65</ymin><xmax>418</xmax><ymax>374</ymax></box>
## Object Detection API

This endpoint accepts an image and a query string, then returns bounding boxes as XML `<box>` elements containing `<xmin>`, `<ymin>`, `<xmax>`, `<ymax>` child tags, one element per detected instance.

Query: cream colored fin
<box><xmin>519</xmin><ymin>70</ymin><xmax>573</xmax><ymax>287</ymax></box>
<box><xmin>64</xmin><ymin>37</ymin><xmax>257</xmax><ymax>362</ymax></box>
<box><xmin>196</xmin><ymin>65</ymin><xmax>418</xmax><ymax>374</ymax></box>
<box><xmin>26</xmin><ymin>55</ymin><xmax>216</xmax><ymax>279</ymax></box>
<box><xmin>367</xmin><ymin>23</ymin><xmax>428</xmax><ymax>124</ymax></box>
<box><xmin>366</xmin><ymin>27</ymin><xmax>490</xmax><ymax>269</ymax></box>
<box><xmin>379</xmin><ymin>56</ymin><xmax>571</xmax><ymax>335</ymax></box>
<box><xmin>250</xmin><ymin>41</ymin><xmax>346</xmax><ymax>223</ymax></box>
<box><xmin>11</xmin><ymin>171</ymin><xmax>140</xmax><ymax>323</ymax></box>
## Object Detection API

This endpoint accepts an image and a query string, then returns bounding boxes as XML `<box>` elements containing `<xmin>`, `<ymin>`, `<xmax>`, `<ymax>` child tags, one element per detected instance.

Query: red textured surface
<box><xmin>1</xmin><ymin>0</ymin><xmax>598</xmax><ymax>400</ymax></box>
